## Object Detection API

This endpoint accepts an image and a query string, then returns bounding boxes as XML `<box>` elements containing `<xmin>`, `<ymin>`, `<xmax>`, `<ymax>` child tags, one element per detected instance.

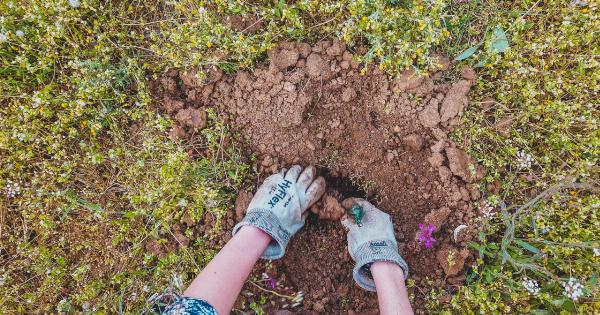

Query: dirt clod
<box><xmin>439</xmin><ymin>80</ymin><xmax>471</xmax><ymax>122</ymax></box>
<box><xmin>175</xmin><ymin>108</ymin><xmax>207</xmax><ymax>129</ymax></box>
<box><xmin>163</xmin><ymin>98</ymin><xmax>184</xmax><ymax>114</ymax></box>
<box><xmin>310</xmin><ymin>194</ymin><xmax>345</xmax><ymax>221</ymax></box>
<box><xmin>234</xmin><ymin>190</ymin><xmax>253</xmax><ymax>221</ymax></box>
<box><xmin>402</xmin><ymin>133</ymin><xmax>425</xmax><ymax>151</ymax></box>
<box><xmin>445</xmin><ymin>147</ymin><xmax>474</xmax><ymax>182</ymax></box>
<box><xmin>269</xmin><ymin>42</ymin><xmax>300</xmax><ymax>71</ymax></box>
<box><xmin>306</xmin><ymin>53</ymin><xmax>330</xmax><ymax>78</ymax></box>
<box><xmin>169</xmin><ymin>125</ymin><xmax>187</xmax><ymax>140</ymax></box>
<box><xmin>424</xmin><ymin>207</ymin><xmax>451</xmax><ymax>229</ymax></box>
<box><xmin>436</xmin><ymin>245</ymin><xmax>469</xmax><ymax>276</ymax></box>
<box><xmin>419</xmin><ymin>99</ymin><xmax>441</xmax><ymax>128</ymax></box>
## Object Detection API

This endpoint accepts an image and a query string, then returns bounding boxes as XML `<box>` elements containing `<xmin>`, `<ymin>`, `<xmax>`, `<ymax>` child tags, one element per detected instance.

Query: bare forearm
<box><xmin>183</xmin><ymin>226</ymin><xmax>271</xmax><ymax>314</ymax></box>
<box><xmin>371</xmin><ymin>261</ymin><xmax>414</xmax><ymax>315</ymax></box>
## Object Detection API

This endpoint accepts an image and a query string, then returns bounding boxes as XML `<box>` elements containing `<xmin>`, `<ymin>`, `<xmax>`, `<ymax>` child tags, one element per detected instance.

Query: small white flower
<box><xmin>68</xmin><ymin>0</ymin><xmax>80</xmax><ymax>8</ymax></box>
<box><xmin>76</xmin><ymin>99</ymin><xmax>86</xmax><ymax>106</ymax></box>
<box><xmin>562</xmin><ymin>277</ymin><xmax>584</xmax><ymax>301</ymax></box>
<box><xmin>0</xmin><ymin>33</ymin><xmax>7</xmax><ymax>43</ymax></box>
<box><xmin>15</xmin><ymin>30</ymin><xmax>24</xmax><ymax>37</ymax></box>
<box><xmin>516</xmin><ymin>150</ymin><xmax>534</xmax><ymax>169</ymax></box>
<box><xmin>593</xmin><ymin>248</ymin><xmax>600</xmax><ymax>257</ymax></box>
<box><xmin>522</xmin><ymin>277</ymin><xmax>541</xmax><ymax>296</ymax></box>
<box><xmin>479</xmin><ymin>201</ymin><xmax>495</xmax><ymax>219</ymax></box>
<box><xmin>5</xmin><ymin>180</ymin><xmax>21</xmax><ymax>198</ymax></box>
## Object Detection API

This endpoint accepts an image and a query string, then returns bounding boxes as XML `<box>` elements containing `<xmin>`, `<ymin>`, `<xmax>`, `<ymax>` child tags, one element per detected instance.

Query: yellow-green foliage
<box><xmin>430</xmin><ymin>0</ymin><xmax>599</xmax><ymax>313</ymax></box>
<box><xmin>140</xmin><ymin>0</ymin><xmax>448</xmax><ymax>73</ymax></box>
<box><xmin>0</xmin><ymin>1</ymin><xmax>249</xmax><ymax>312</ymax></box>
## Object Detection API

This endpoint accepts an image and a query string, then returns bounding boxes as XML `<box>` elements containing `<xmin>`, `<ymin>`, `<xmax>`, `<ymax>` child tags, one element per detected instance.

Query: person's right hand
<box><xmin>341</xmin><ymin>198</ymin><xmax>409</xmax><ymax>291</ymax></box>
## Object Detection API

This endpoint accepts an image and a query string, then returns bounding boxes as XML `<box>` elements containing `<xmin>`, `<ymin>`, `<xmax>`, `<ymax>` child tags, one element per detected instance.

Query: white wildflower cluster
<box><xmin>5</xmin><ymin>180</ymin><xmax>21</xmax><ymax>197</ymax></box>
<box><xmin>593</xmin><ymin>248</ymin><xmax>600</xmax><ymax>257</ymax></box>
<box><xmin>516</xmin><ymin>150</ymin><xmax>534</xmax><ymax>169</ymax></box>
<box><xmin>479</xmin><ymin>201</ymin><xmax>495</xmax><ymax>219</ymax></box>
<box><xmin>562</xmin><ymin>277</ymin><xmax>584</xmax><ymax>301</ymax></box>
<box><xmin>68</xmin><ymin>0</ymin><xmax>80</xmax><ymax>8</ymax></box>
<box><xmin>522</xmin><ymin>277</ymin><xmax>541</xmax><ymax>296</ymax></box>
<box><xmin>0</xmin><ymin>33</ymin><xmax>7</xmax><ymax>43</ymax></box>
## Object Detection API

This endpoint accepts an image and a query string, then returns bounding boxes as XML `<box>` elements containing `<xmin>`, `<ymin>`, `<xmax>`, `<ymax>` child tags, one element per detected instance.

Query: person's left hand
<box><xmin>232</xmin><ymin>165</ymin><xmax>325</xmax><ymax>259</ymax></box>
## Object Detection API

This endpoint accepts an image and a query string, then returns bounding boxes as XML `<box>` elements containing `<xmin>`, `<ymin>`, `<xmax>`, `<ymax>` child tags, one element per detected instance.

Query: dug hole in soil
<box><xmin>150</xmin><ymin>40</ymin><xmax>487</xmax><ymax>313</ymax></box>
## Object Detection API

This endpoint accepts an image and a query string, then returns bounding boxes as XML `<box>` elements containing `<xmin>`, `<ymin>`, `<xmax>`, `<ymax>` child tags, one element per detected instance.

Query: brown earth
<box><xmin>149</xmin><ymin>40</ymin><xmax>486</xmax><ymax>313</ymax></box>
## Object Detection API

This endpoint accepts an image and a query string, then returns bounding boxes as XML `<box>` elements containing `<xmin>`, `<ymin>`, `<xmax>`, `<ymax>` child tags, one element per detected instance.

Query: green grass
<box><xmin>1</xmin><ymin>0</ymin><xmax>598</xmax><ymax>313</ymax></box>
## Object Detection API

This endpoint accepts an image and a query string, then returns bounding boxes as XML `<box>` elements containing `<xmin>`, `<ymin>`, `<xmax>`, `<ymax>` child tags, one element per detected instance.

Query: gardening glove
<box><xmin>341</xmin><ymin>198</ymin><xmax>409</xmax><ymax>292</ymax></box>
<box><xmin>232</xmin><ymin>165</ymin><xmax>326</xmax><ymax>259</ymax></box>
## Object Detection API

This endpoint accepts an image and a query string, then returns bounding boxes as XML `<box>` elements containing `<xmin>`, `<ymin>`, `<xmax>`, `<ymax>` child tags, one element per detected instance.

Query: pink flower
<box><xmin>262</xmin><ymin>272</ymin><xmax>276</xmax><ymax>289</ymax></box>
<box><xmin>417</xmin><ymin>223</ymin><xmax>437</xmax><ymax>248</ymax></box>
<box><xmin>267</xmin><ymin>277</ymin><xmax>276</xmax><ymax>289</ymax></box>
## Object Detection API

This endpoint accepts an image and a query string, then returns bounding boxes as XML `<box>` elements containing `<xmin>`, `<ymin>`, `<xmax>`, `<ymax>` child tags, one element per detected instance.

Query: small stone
<box><xmin>386</xmin><ymin>151</ymin><xmax>396</xmax><ymax>162</ymax></box>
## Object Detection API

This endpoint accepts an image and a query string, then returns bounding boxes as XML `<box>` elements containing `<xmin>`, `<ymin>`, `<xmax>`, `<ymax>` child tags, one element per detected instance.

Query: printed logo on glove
<box><xmin>232</xmin><ymin>165</ymin><xmax>326</xmax><ymax>260</ymax></box>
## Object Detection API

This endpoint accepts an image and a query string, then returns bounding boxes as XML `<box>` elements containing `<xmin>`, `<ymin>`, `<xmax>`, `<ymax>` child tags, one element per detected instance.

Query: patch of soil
<box><xmin>150</xmin><ymin>40</ymin><xmax>486</xmax><ymax>312</ymax></box>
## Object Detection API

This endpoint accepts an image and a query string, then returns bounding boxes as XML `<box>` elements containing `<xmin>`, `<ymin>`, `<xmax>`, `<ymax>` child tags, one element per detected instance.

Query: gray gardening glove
<box><xmin>233</xmin><ymin>165</ymin><xmax>325</xmax><ymax>259</ymax></box>
<box><xmin>341</xmin><ymin>198</ymin><xmax>409</xmax><ymax>292</ymax></box>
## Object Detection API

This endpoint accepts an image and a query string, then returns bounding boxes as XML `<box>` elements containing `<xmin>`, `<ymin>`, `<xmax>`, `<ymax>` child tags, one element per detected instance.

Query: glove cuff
<box><xmin>352</xmin><ymin>239</ymin><xmax>409</xmax><ymax>292</ymax></box>
<box><xmin>232</xmin><ymin>208</ymin><xmax>291</xmax><ymax>260</ymax></box>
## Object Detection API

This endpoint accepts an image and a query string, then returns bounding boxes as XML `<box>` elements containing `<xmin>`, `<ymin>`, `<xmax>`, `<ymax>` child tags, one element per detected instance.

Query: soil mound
<box><xmin>151</xmin><ymin>40</ymin><xmax>485</xmax><ymax>312</ymax></box>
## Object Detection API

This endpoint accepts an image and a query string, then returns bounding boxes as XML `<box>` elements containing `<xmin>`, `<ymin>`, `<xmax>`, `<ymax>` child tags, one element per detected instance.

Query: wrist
<box><xmin>238</xmin><ymin>225</ymin><xmax>272</xmax><ymax>243</ymax></box>
<box><xmin>371</xmin><ymin>261</ymin><xmax>405</xmax><ymax>282</ymax></box>
<box><xmin>232</xmin><ymin>209</ymin><xmax>292</xmax><ymax>260</ymax></box>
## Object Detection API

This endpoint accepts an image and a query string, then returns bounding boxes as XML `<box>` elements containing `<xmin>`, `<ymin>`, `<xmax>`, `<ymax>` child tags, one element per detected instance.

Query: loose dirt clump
<box><xmin>310</xmin><ymin>193</ymin><xmax>346</xmax><ymax>220</ymax></box>
<box><xmin>436</xmin><ymin>245</ymin><xmax>470</xmax><ymax>276</ymax></box>
<box><xmin>151</xmin><ymin>40</ymin><xmax>485</xmax><ymax>312</ymax></box>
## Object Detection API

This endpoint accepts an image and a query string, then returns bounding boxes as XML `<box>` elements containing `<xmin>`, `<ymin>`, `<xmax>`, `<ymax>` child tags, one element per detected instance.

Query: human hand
<box><xmin>341</xmin><ymin>198</ymin><xmax>409</xmax><ymax>291</ymax></box>
<box><xmin>232</xmin><ymin>165</ymin><xmax>325</xmax><ymax>259</ymax></box>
